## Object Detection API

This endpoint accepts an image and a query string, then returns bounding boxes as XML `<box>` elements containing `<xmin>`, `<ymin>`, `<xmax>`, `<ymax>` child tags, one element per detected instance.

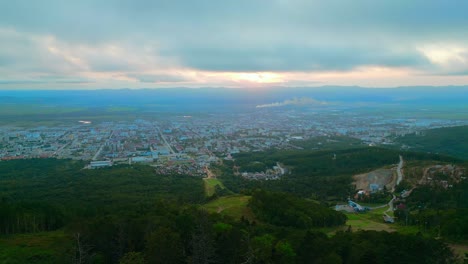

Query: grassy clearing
<box><xmin>343</xmin><ymin>206</ymin><xmax>425</xmax><ymax>234</ymax></box>
<box><xmin>346</xmin><ymin>215</ymin><xmax>393</xmax><ymax>232</ymax></box>
<box><xmin>203</xmin><ymin>178</ymin><xmax>226</xmax><ymax>197</ymax></box>
<box><xmin>204</xmin><ymin>195</ymin><xmax>253</xmax><ymax>221</ymax></box>
<box><xmin>0</xmin><ymin>230</ymin><xmax>72</xmax><ymax>264</ymax></box>
<box><xmin>344</xmin><ymin>206</ymin><xmax>395</xmax><ymax>232</ymax></box>
<box><xmin>343</xmin><ymin>206</ymin><xmax>437</xmax><ymax>236</ymax></box>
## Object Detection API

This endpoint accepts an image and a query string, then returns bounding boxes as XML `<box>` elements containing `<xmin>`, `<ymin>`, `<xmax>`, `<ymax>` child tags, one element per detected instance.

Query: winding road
<box><xmin>372</xmin><ymin>155</ymin><xmax>404</xmax><ymax>221</ymax></box>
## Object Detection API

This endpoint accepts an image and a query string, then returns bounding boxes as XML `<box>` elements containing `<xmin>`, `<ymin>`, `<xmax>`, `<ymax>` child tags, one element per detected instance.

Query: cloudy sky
<box><xmin>1</xmin><ymin>0</ymin><xmax>468</xmax><ymax>89</ymax></box>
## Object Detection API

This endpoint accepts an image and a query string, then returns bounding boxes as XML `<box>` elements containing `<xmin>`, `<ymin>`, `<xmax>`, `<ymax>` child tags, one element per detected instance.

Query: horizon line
<box><xmin>1</xmin><ymin>84</ymin><xmax>468</xmax><ymax>92</ymax></box>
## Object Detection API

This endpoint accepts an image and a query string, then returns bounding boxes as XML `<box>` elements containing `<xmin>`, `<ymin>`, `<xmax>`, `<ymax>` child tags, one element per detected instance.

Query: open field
<box><xmin>203</xmin><ymin>178</ymin><xmax>227</xmax><ymax>197</ymax></box>
<box><xmin>343</xmin><ymin>206</ymin><xmax>432</xmax><ymax>236</ymax></box>
<box><xmin>345</xmin><ymin>206</ymin><xmax>395</xmax><ymax>232</ymax></box>
<box><xmin>203</xmin><ymin>195</ymin><xmax>253</xmax><ymax>221</ymax></box>
<box><xmin>346</xmin><ymin>214</ymin><xmax>394</xmax><ymax>232</ymax></box>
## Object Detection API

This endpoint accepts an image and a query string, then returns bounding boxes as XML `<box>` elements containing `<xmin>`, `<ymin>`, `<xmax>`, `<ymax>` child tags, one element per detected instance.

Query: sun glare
<box><xmin>230</xmin><ymin>72</ymin><xmax>283</xmax><ymax>83</ymax></box>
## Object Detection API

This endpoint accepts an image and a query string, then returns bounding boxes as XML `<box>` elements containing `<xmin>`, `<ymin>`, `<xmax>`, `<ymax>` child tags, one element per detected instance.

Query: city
<box><xmin>1</xmin><ymin>108</ymin><xmax>465</xmax><ymax>178</ymax></box>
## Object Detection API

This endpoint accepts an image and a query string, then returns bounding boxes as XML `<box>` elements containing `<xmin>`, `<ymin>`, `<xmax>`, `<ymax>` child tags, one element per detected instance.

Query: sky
<box><xmin>1</xmin><ymin>0</ymin><xmax>468</xmax><ymax>89</ymax></box>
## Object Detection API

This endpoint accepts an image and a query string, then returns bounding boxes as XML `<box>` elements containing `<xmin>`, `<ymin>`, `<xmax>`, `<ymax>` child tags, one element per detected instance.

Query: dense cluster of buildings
<box><xmin>0</xmin><ymin>108</ymin><xmax>466</xmax><ymax>177</ymax></box>
<box><xmin>240</xmin><ymin>162</ymin><xmax>287</xmax><ymax>180</ymax></box>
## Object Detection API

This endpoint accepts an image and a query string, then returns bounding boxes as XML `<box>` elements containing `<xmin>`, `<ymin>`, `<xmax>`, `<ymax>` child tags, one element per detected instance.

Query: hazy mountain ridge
<box><xmin>1</xmin><ymin>86</ymin><xmax>467</xmax><ymax>108</ymax></box>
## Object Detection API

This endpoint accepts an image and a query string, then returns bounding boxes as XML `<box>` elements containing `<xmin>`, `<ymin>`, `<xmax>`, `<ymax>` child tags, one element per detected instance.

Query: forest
<box><xmin>248</xmin><ymin>190</ymin><xmax>347</xmax><ymax>228</ymax></box>
<box><xmin>393</xmin><ymin>180</ymin><xmax>468</xmax><ymax>241</ymax></box>
<box><xmin>0</xmin><ymin>154</ymin><xmax>465</xmax><ymax>263</ymax></box>
<box><xmin>395</xmin><ymin>125</ymin><xmax>468</xmax><ymax>160</ymax></box>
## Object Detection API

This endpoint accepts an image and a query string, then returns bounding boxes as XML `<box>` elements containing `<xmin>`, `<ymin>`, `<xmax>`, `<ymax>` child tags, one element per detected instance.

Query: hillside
<box><xmin>396</xmin><ymin>125</ymin><xmax>468</xmax><ymax>160</ymax></box>
<box><xmin>219</xmin><ymin>147</ymin><xmax>460</xmax><ymax>199</ymax></box>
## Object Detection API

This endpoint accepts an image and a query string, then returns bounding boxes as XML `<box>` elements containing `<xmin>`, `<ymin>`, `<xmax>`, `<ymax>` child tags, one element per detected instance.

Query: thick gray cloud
<box><xmin>0</xmin><ymin>78</ymin><xmax>93</xmax><ymax>84</ymax></box>
<box><xmin>3</xmin><ymin>1</ymin><xmax>467</xmax><ymax>40</ymax></box>
<box><xmin>1</xmin><ymin>0</ymin><xmax>468</xmax><ymax>86</ymax></box>
<box><xmin>175</xmin><ymin>45</ymin><xmax>430</xmax><ymax>72</ymax></box>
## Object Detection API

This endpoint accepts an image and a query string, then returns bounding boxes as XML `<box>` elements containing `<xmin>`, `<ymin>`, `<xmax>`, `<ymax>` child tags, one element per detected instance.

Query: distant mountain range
<box><xmin>0</xmin><ymin>86</ymin><xmax>467</xmax><ymax>110</ymax></box>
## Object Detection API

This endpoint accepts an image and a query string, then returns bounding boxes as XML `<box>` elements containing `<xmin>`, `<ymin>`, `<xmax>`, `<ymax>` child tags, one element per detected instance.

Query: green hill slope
<box><xmin>396</xmin><ymin>125</ymin><xmax>468</xmax><ymax>160</ymax></box>
<box><xmin>220</xmin><ymin>147</ymin><xmax>460</xmax><ymax>199</ymax></box>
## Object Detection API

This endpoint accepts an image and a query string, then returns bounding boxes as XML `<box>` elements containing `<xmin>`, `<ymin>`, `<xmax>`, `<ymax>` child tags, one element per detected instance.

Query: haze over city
<box><xmin>1</xmin><ymin>0</ymin><xmax>468</xmax><ymax>89</ymax></box>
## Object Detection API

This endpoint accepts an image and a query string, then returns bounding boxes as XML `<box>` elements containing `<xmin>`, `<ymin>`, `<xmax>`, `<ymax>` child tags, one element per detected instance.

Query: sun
<box><xmin>230</xmin><ymin>72</ymin><xmax>283</xmax><ymax>84</ymax></box>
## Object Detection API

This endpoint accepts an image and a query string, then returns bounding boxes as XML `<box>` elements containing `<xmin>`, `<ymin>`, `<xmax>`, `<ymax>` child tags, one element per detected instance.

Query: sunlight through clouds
<box><xmin>1</xmin><ymin>0</ymin><xmax>468</xmax><ymax>88</ymax></box>
<box><xmin>229</xmin><ymin>72</ymin><xmax>284</xmax><ymax>84</ymax></box>
<box><xmin>418</xmin><ymin>44</ymin><xmax>468</xmax><ymax>74</ymax></box>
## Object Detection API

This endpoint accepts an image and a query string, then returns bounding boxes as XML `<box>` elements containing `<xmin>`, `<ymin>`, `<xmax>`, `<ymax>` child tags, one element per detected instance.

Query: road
<box><xmin>372</xmin><ymin>155</ymin><xmax>404</xmax><ymax>218</ymax></box>
<box><xmin>156</xmin><ymin>127</ymin><xmax>176</xmax><ymax>154</ymax></box>
<box><xmin>205</xmin><ymin>166</ymin><xmax>216</xmax><ymax>179</ymax></box>
<box><xmin>52</xmin><ymin>130</ymin><xmax>72</xmax><ymax>156</ymax></box>
<box><xmin>381</xmin><ymin>156</ymin><xmax>404</xmax><ymax>220</ymax></box>
<box><xmin>385</xmin><ymin>195</ymin><xmax>396</xmax><ymax>213</ymax></box>
<box><xmin>92</xmin><ymin>130</ymin><xmax>114</xmax><ymax>161</ymax></box>
<box><xmin>53</xmin><ymin>141</ymin><xmax>71</xmax><ymax>156</ymax></box>
<box><xmin>369</xmin><ymin>156</ymin><xmax>407</xmax><ymax>223</ymax></box>
<box><xmin>370</xmin><ymin>193</ymin><xmax>396</xmax><ymax>211</ymax></box>
<box><xmin>396</xmin><ymin>155</ymin><xmax>404</xmax><ymax>185</ymax></box>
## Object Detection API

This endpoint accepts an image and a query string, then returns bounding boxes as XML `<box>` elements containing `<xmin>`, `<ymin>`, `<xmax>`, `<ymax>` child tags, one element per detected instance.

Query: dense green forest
<box><xmin>0</xmin><ymin>154</ymin><xmax>465</xmax><ymax>263</ymax></box>
<box><xmin>393</xmin><ymin>180</ymin><xmax>468</xmax><ymax>241</ymax></box>
<box><xmin>395</xmin><ymin>125</ymin><xmax>468</xmax><ymax>160</ymax></box>
<box><xmin>249</xmin><ymin>190</ymin><xmax>347</xmax><ymax>228</ymax></box>
<box><xmin>0</xmin><ymin>159</ymin><xmax>205</xmax><ymax>235</ymax></box>
<box><xmin>289</xmin><ymin>135</ymin><xmax>366</xmax><ymax>150</ymax></box>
